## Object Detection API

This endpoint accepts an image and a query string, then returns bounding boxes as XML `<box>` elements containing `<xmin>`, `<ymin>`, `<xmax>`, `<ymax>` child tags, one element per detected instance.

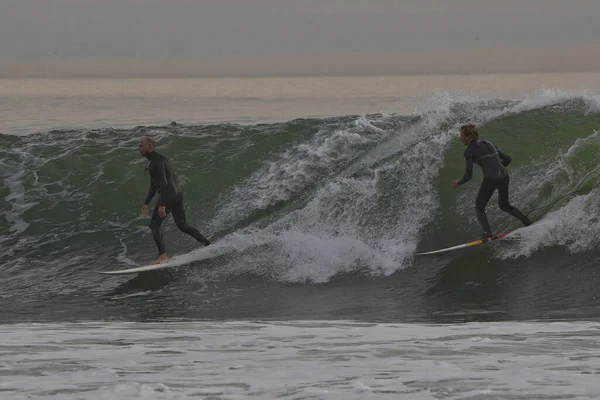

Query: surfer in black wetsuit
<box><xmin>138</xmin><ymin>136</ymin><xmax>211</xmax><ymax>264</ymax></box>
<box><xmin>452</xmin><ymin>123</ymin><xmax>532</xmax><ymax>238</ymax></box>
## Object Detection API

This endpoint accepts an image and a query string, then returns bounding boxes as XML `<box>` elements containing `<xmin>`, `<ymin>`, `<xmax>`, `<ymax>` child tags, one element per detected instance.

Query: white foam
<box><xmin>505</xmin><ymin>88</ymin><xmax>600</xmax><ymax>116</ymax></box>
<box><xmin>213</xmin><ymin>116</ymin><xmax>392</xmax><ymax>228</ymax></box>
<box><xmin>497</xmin><ymin>191</ymin><xmax>600</xmax><ymax>258</ymax></box>
<box><xmin>2</xmin><ymin>320</ymin><xmax>600</xmax><ymax>399</ymax></box>
<box><xmin>565</xmin><ymin>129</ymin><xmax>600</xmax><ymax>158</ymax></box>
<box><xmin>208</xmin><ymin>93</ymin><xmax>494</xmax><ymax>281</ymax></box>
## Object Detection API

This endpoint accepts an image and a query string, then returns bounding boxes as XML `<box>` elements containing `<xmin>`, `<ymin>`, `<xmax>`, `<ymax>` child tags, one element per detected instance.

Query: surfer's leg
<box><xmin>475</xmin><ymin>179</ymin><xmax>496</xmax><ymax>237</ymax></box>
<box><xmin>170</xmin><ymin>194</ymin><xmax>211</xmax><ymax>246</ymax></box>
<box><xmin>497</xmin><ymin>177</ymin><xmax>532</xmax><ymax>227</ymax></box>
<box><xmin>149</xmin><ymin>199</ymin><xmax>170</xmax><ymax>261</ymax></box>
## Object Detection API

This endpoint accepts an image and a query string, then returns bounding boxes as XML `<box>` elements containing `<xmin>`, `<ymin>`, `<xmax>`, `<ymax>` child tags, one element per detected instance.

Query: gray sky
<box><xmin>1</xmin><ymin>0</ymin><xmax>600</xmax><ymax>77</ymax></box>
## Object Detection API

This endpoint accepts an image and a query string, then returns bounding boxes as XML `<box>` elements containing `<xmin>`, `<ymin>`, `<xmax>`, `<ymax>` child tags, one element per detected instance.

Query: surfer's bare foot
<box><xmin>151</xmin><ymin>254</ymin><xmax>168</xmax><ymax>264</ymax></box>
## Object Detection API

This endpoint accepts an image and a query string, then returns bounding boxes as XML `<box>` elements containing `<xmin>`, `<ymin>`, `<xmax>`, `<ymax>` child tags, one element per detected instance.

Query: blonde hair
<box><xmin>460</xmin><ymin>124</ymin><xmax>479</xmax><ymax>141</ymax></box>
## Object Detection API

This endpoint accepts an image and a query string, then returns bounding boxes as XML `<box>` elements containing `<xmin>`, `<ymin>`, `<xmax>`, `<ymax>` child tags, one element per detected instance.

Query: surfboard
<box><xmin>98</xmin><ymin>243</ymin><xmax>236</xmax><ymax>275</ymax></box>
<box><xmin>415</xmin><ymin>231</ymin><xmax>513</xmax><ymax>256</ymax></box>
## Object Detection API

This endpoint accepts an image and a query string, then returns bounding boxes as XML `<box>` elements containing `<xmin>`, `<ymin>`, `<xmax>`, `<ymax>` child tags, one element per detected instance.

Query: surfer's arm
<box><xmin>497</xmin><ymin>148</ymin><xmax>512</xmax><ymax>167</ymax></box>
<box><xmin>457</xmin><ymin>155</ymin><xmax>474</xmax><ymax>185</ymax></box>
<box><xmin>144</xmin><ymin>183</ymin><xmax>157</xmax><ymax>205</ymax></box>
<box><xmin>156</xmin><ymin>159</ymin><xmax>170</xmax><ymax>207</ymax></box>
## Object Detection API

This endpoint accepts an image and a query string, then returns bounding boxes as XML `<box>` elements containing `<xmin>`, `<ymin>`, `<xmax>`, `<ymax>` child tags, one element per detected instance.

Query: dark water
<box><xmin>2</xmin><ymin>94</ymin><xmax>600</xmax><ymax>324</ymax></box>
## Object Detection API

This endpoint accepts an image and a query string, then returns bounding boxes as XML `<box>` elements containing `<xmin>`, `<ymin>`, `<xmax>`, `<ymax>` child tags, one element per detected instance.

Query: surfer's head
<box><xmin>460</xmin><ymin>123</ymin><xmax>478</xmax><ymax>145</ymax></box>
<box><xmin>138</xmin><ymin>136</ymin><xmax>155</xmax><ymax>157</ymax></box>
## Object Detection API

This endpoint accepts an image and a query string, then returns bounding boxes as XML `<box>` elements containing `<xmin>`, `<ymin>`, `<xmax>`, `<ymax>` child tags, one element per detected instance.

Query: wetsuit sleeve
<box><xmin>497</xmin><ymin>148</ymin><xmax>512</xmax><ymax>167</ymax></box>
<box><xmin>144</xmin><ymin>183</ymin><xmax>157</xmax><ymax>205</ymax></box>
<box><xmin>457</xmin><ymin>150</ymin><xmax>474</xmax><ymax>185</ymax></box>
<box><xmin>155</xmin><ymin>159</ymin><xmax>170</xmax><ymax>207</ymax></box>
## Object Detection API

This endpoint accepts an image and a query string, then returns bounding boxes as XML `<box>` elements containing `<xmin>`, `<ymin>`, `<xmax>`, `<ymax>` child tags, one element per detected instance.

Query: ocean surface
<box><xmin>2</xmin><ymin>72</ymin><xmax>600</xmax><ymax>399</ymax></box>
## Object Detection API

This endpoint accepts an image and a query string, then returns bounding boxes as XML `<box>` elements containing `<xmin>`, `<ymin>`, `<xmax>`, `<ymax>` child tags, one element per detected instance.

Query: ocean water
<box><xmin>2</xmin><ymin>72</ymin><xmax>600</xmax><ymax>399</ymax></box>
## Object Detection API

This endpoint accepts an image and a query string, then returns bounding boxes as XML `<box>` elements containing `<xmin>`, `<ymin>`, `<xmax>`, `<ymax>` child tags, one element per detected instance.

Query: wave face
<box><xmin>3</xmin><ymin>90</ymin><xmax>600</xmax><ymax>323</ymax></box>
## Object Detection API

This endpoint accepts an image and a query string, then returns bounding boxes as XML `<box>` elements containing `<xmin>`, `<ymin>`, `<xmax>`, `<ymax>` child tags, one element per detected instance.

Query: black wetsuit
<box><xmin>457</xmin><ymin>140</ymin><xmax>531</xmax><ymax>236</ymax></box>
<box><xmin>144</xmin><ymin>151</ymin><xmax>210</xmax><ymax>255</ymax></box>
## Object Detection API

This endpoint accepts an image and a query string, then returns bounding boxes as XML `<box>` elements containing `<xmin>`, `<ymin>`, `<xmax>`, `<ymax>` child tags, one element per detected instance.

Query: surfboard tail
<box><xmin>465</xmin><ymin>232</ymin><xmax>509</xmax><ymax>246</ymax></box>
<box><xmin>415</xmin><ymin>231</ymin><xmax>511</xmax><ymax>256</ymax></box>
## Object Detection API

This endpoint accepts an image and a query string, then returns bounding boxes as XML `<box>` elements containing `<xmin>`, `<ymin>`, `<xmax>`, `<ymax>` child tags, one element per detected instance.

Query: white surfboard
<box><xmin>98</xmin><ymin>243</ymin><xmax>236</xmax><ymax>275</ymax></box>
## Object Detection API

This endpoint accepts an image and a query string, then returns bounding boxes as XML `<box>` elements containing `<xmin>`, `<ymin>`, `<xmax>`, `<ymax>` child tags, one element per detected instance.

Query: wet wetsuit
<box><xmin>144</xmin><ymin>151</ymin><xmax>210</xmax><ymax>255</ymax></box>
<box><xmin>457</xmin><ymin>140</ymin><xmax>531</xmax><ymax>236</ymax></box>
